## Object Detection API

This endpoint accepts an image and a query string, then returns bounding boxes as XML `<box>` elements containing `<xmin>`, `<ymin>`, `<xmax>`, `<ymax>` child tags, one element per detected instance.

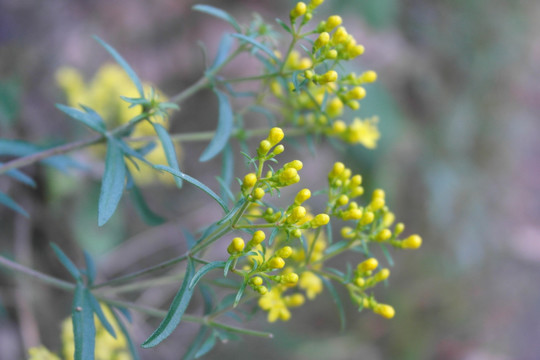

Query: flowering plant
<box><xmin>0</xmin><ymin>2</ymin><xmax>421</xmax><ymax>359</ymax></box>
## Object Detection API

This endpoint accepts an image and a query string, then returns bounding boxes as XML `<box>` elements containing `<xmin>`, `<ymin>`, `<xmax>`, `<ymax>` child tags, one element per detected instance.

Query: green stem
<box><xmin>0</xmin><ymin>255</ymin><xmax>75</xmax><ymax>291</ymax></box>
<box><xmin>208</xmin><ymin>321</ymin><xmax>273</xmax><ymax>338</ymax></box>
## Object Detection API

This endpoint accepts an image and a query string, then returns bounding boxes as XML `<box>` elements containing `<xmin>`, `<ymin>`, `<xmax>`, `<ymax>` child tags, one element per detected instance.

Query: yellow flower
<box><xmin>299</xmin><ymin>271</ymin><xmax>323</xmax><ymax>299</ymax></box>
<box><xmin>258</xmin><ymin>286</ymin><xmax>304</xmax><ymax>322</ymax></box>
<box><xmin>342</xmin><ymin>117</ymin><xmax>380</xmax><ymax>149</ymax></box>
<box><xmin>27</xmin><ymin>346</ymin><xmax>61</xmax><ymax>360</ymax></box>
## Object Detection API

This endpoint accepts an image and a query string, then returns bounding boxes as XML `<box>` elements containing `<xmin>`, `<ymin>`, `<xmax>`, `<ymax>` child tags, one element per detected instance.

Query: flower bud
<box><xmin>243</xmin><ymin>173</ymin><xmax>257</xmax><ymax>188</ymax></box>
<box><xmin>269</xmin><ymin>257</ymin><xmax>285</xmax><ymax>269</ymax></box>
<box><xmin>227</xmin><ymin>237</ymin><xmax>245</xmax><ymax>254</ymax></box>
<box><xmin>374</xmin><ymin>304</ymin><xmax>395</xmax><ymax>319</ymax></box>
<box><xmin>358</xmin><ymin>258</ymin><xmax>378</xmax><ymax>272</ymax></box>
<box><xmin>278</xmin><ymin>246</ymin><xmax>293</xmax><ymax>259</ymax></box>
<box><xmin>253</xmin><ymin>187</ymin><xmax>265</xmax><ymax>200</ymax></box>
<box><xmin>295</xmin><ymin>188</ymin><xmax>311</xmax><ymax>204</ymax></box>
<box><xmin>314</xmin><ymin>32</ymin><xmax>330</xmax><ymax>48</ymax></box>
<box><xmin>290</xmin><ymin>2</ymin><xmax>307</xmax><ymax>18</ymax></box>
<box><xmin>375</xmin><ymin>268</ymin><xmax>390</xmax><ymax>282</ymax></box>
<box><xmin>402</xmin><ymin>235</ymin><xmax>422</xmax><ymax>249</ymax></box>
<box><xmin>267</xmin><ymin>127</ymin><xmax>284</xmax><ymax>145</ymax></box>
<box><xmin>325</xmin><ymin>15</ymin><xmax>342</xmax><ymax>31</ymax></box>
<box><xmin>375</xmin><ymin>229</ymin><xmax>392</xmax><ymax>242</ymax></box>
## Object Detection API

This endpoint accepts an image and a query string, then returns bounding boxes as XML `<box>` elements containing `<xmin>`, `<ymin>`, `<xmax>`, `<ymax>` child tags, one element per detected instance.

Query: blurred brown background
<box><xmin>1</xmin><ymin>0</ymin><xmax>539</xmax><ymax>359</ymax></box>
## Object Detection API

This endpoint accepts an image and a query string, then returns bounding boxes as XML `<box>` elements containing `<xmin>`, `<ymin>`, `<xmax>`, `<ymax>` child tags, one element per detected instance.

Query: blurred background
<box><xmin>1</xmin><ymin>0</ymin><xmax>539</xmax><ymax>359</ymax></box>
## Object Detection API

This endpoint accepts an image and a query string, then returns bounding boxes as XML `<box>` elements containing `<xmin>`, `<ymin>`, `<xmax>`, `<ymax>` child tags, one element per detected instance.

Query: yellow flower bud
<box><xmin>350</xmin><ymin>174</ymin><xmax>362</xmax><ymax>186</ymax></box>
<box><xmin>355</xmin><ymin>277</ymin><xmax>365</xmax><ymax>287</ymax></box>
<box><xmin>270</xmin><ymin>80</ymin><xmax>283</xmax><ymax>96</ymax></box>
<box><xmin>372</xmin><ymin>189</ymin><xmax>385</xmax><ymax>199</ymax></box>
<box><xmin>292</xmin><ymin>229</ymin><xmax>302</xmax><ymax>238</ymax></box>
<box><xmin>285</xmin><ymin>293</ymin><xmax>305</xmax><ymax>307</ymax></box>
<box><xmin>360</xmin><ymin>70</ymin><xmax>377</xmax><ymax>83</ymax></box>
<box><xmin>243</xmin><ymin>173</ymin><xmax>257</xmax><ymax>188</ymax></box>
<box><xmin>298</xmin><ymin>57</ymin><xmax>312</xmax><ymax>70</ymax></box>
<box><xmin>347</xmin><ymin>86</ymin><xmax>366</xmax><ymax>100</ymax></box>
<box><xmin>332</xmin><ymin>120</ymin><xmax>346</xmax><ymax>133</ymax></box>
<box><xmin>273</xmin><ymin>144</ymin><xmax>285</xmax><ymax>155</ymax></box>
<box><xmin>310</xmin><ymin>0</ymin><xmax>324</xmax><ymax>8</ymax></box>
<box><xmin>329</xmin><ymin>162</ymin><xmax>345</xmax><ymax>179</ymax></box>
<box><xmin>375</xmin><ymin>268</ymin><xmax>390</xmax><ymax>282</ymax></box>
<box><xmin>360</xmin><ymin>211</ymin><xmax>374</xmax><ymax>225</ymax></box>
<box><xmin>314</xmin><ymin>32</ymin><xmax>330</xmax><ymax>48</ymax></box>
<box><xmin>350</xmin><ymin>186</ymin><xmax>364</xmax><ymax>197</ymax></box>
<box><xmin>278</xmin><ymin>246</ymin><xmax>293</xmax><ymax>259</ymax></box>
<box><xmin>374</xmin><ymin>304</ymin><xmax>395</xmax><ymax>319</ymax></box>
<box><xmin>253</xmin><ymin>187</ymin><xmax>265</xmax><ymax>200</ymax></box>
<box><xmin>269</xmin><ymin>257</ymin><xmax>285</xmax><ymax>269</ymax></box>
<box><xmin>268</xmin><ymin>127</ymin><xmax>284</xmax><ymax>145</ymax></box>
<box><xmin>251</xmin><ymin>230</ymin><xmax>266</xmax><ymax>245</ymax></box>
<box><xmin>285</xmin><ymin>160</ymin><xmax>303</xmax><ymax>170</ymax></box>
<box><xmin>402</xmin><ymin>234</ymin><xmax>422</xmax><ymax>249</ymax></box>
<box><xmin>282</xmin><ymin>272</ymin><xmax>299</xmax><ymax>284</ymax></box>
<box><xmin>312</xmin><ymin>213</ymin><xmax>330</xmax><ymax>227</ymax></box>
<box><xmin>280</xmin><ymin>167</ymin><xmax>298</xmax><ymax>181</ymax></box>
<box><xmin>326</xmin><ymin>49</ymin><xmax>338</xmax><ymax>59</ymax></box>
<box><xmin>295</xmin><ymin>188</ymin><xmax>311</xmax><ymax>204</ymax></box>
<box><xmin>290</xmin><ymin>2</ymin><xmax>307</xmax><ymax>18</ymax></box>
<box><xmin>348</xmin><ymin>44</ymin><xmax>365</xmax><ymax>58</ymax></box>
<box><xmin>258</xmin><ymin>139</ymin><xmax>272</xmax><ymax>154</ymax></box>
<box><xmin>341</xmin><ymin>226</ymin><xmax>354</xmax><ymax>238</ymax></box>
<box><xmin>347</xmin><ymin>100</ymin><xmax>360</xmax><ymax>110</ymax></box>
<box><xmin>332</xmin><ymin>27</ymin><xmax>348</xmax><ymax>44</ymax></box>
<box><xmin>227</xmin><ymin>237</ymin><xmax>245</xmax><ymax>254</ymax></box>
<box><xmin>358</xmin><ymin>257</ymin><xmax>378</xmax><ymax>272</ymax></box>
<box><xmin>288</xmin><ymin>206</ymin><xmax>307</xmax><ymax>223</ymax></box>
<box><xmin>326</xmin><ymin>97</ymin><xmax>343</xmax><ymax>117</ymax></box>
<box><xmin>370</xmin><ymin>198</ymin><xmax>385</xmax><ymax>211</ymax></box>
<box><xmin>383</xmin><ymin>212</ymin><xmax>395</xmax><ymax>227</ymax></box>
<box><xmin>320</xmin><ymin>70</ymin><xmax>338</xmax><ymax>84</ymax></box>
<box><xmin>325</xmin><ymin>15</ymin><xmax>342</xmax><ymax>31</ymax></box>
<box><xmin>251</xmin><ymin>276</ymin><xmax>263</xmax><ymax>286</ymax></box>
<box><xmin>337</xmin><ymin>194</ymin><xmax>349</xmax><ymax>206</ymax></box>
<box><xmin>257</xmin><ymin>286</ymin><xmax>268</xmax><ymax>295</ymax></box>
<box><xmin>375</xmin><ymin>229</ymin><xmax>392</xmax><ymax>242</ymax></box>
<box><xmin>304</xmin><ymin>70</ymin><xmax>314</xmax><ymax>79</ymax></box>
<box><xmin>394</xmin><ymin>222</ymin><xmax>405</xmax><ymax>235</ymax></box>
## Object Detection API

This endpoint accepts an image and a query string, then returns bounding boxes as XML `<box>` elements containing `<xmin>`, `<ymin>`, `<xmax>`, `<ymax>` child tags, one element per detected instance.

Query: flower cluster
<box><xmin>267</xmin><ymin>1</ymin><xmax>380</xmax><ymax>149</ymax></box>
<box><xmin>56</xmin><ymin>64</ymin><xmax>181</xmax><ymax>185</ymax></box>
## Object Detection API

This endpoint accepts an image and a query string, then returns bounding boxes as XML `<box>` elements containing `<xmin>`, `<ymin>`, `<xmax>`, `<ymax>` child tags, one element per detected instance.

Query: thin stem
<box><xmin>0</xmin><ymin>255</ymin><xmax>75</xmax><ymax>291</ymax></box>
<box><xmin>208</xmin><ymin>321</ymin><xmax>273</xmax><ymax>338</ymax></box>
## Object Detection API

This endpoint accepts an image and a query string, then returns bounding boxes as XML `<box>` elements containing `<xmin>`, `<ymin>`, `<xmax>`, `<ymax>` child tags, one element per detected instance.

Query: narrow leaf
<box><xmin>154</xmin><ymin>165</ymin><xmax>228</xmax><ymax>212</ymax></box>
<box><xmin>231</xmin><ymin>34</ymin><xmax>279</xmax><ymax>62</ymax></box>
<box><xmin>233</xmin><ymin>279</ymin><xmax>248</xmax><ymax>307</ymax></box>
<box><xmin>83</xmin><ymin>251</ymin><xmax>96</xmax><ymax>285</ymax></box>
<box><xmin>93</xmin><ymin>36</ymin><xmax>144</xmax><ymax>97</ymax></box>
<box><xmin>128</xmin><ymin>177</ymin><xmax>165</xmax><ymax>226</ymax></box>
<box><xmin>2</xmin><ymin>164</ymin><xmax>36</xmax><ymax>187</ymax></box>
<box><xmin>275</xmin><ymin>18</ymin><xmax>291</xmax><ymax>33</ymax></box>
<box><xmin>50</xmin><ymin>243</ymin><xmax>81</xmax><ymax>281</ymax></box>
<box><xmin>142</xmin><ymin>258</ymin><xmax>196</xmax><ymax>348</ymax></box>
<box><xmin>192</xmin><ymin>4</ymin><xmax>242</xmax><ymax>32</ymax></box>
<box><xmin>0</xmin><ymin>191</ymin><xmax>29</xmax><ymax>217</ymax></box>
<box><xmin>182</xmin><ymin>326</ymin><xmax>209</xmax><ymax>360</ymax></box>
<box><xmin>320</xmin><ymin>277</ymin><xmax>346</xmax><ymax>331</ymax></box>
<box><xmin>56</xmin><ymin>104</ymin><xmax>106</xmax><ymax>134</ymax></box>
<box><xmin>98</xmin><ymin>139</ymin><xmax>126</xmax><ymax>226</ymax></box>
<box><xmin>88</xmin><ymin>293</ymin><xmax>116</xmax><ymax>338</ymax></box>
<box><xmin>189</xmin><ymin>261</ymin><xmax>226</xmax><ymax>290</ymax></box>
<box><xmin>223</xmin><ymin>256</ymin><xmax>235</xmax><ymax>278</ymax></box>
<box><xmin>210</xmin><ymin>33</ymin><xmax>234</xmax><ymax>71</ymax></box>
<box><xmin>219</xmin><ymin>142</ymin><xmax>234</xmax><ymax>203</ymax></box>
<box><xmin>379</xmin><ymin>243</ymin><xmax>394</xmax><ymax>266</ymax></box>
<box><xmin>199</xmin><ymin>89</ymin><xmax>234</xmax><ymax>162</ymax></box>
<box><xmin>72</xmin><ymin>285</ymin><xmax>96</xmax><ymax>360</ymax></box>
<box><xmin>195</xmin><ymin>332</ymin><xmax>217</xmax><ymax>358</ymax></box>
<box><xmin>152</xmin><ymin>122</ymin><xmax>183</xmax><ymax>188</ymax></box>
<box><xmin>268</xmin><ymin>227</ymin><xmax>279</xmax><ymax>246</ymax></box>
<box><xmin>110</xmin><ymin>306</ymin><xmax>140</xmax><ymax>360</ymax></box>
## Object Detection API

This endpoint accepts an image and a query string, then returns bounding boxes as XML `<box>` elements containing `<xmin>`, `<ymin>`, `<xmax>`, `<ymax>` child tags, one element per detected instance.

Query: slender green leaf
<box><xmin>233</xmin><ymin>279</ymin><xmax>248</xmax><ymax>307</ymax></box>
<box><xmin>142</xmin><ymin>258</ymin><xmax>196</xmax><ymax>348</ymax></box>
<box><xmin>152</xmin><ymin>122</ymin><xmax>183</xmax><ymax>188</ymax></box>
<box><xmin>110</xmin><ymin>306</ymin><xmax>140</xmax><ymax>360</ymax></box>
<box><xmin>0</xmin><ymin>191</ymin><xmax>29</xmax><ymax>217</ymax></box>
<box><xmin>2</xmin><ymin>164</ymin><xmax>36</xmax><ymax>187</ymax></box>
<box><xmin>98</xmin><ymin>139</ymin><xmax>126</xmax><ymax>226</ymax></box>
<box><xmin>83</xmin><ymin>251</ymin><xmax>96</xmax><ymax>285</ymax></box>
<box><xmin>182</xmin><ymin>326</ymin><xmax>209</xmax><ymax>360</ymax></box>
<box><xmin>219</xmin><ymin>143</ymin><xmax>234</xmax><ymax>203</ymax></box>
<box><xmin>217</xmin><ymin>197</ymin><xmax>245</xmax><ymax>225</ymax></box>
<box><xmin>189</xmin><ymin>261</ymin><xmax>226</xmax><ymax>290</ymax></box>
<box><xmin>199</xmin><ymin>89</ymin><xmax>234</xmax><ymax>162</ymax></box>
<box><xmin>195</xmin><ymin>332</ymin><xmax>217</xmax><ymax>358</ymax></box>
<box><xmin>87</xmin><ymin>293</ymin><xmax>116</xmax><ymax>338</ymax></box>
<box><xmin>128</xmin><ymin>176</ymin><xmax>165</xmax><ymax>226</ymax></box>
<box><xmin>320</xmin><ymin>277</ymin><xmax>346</xmax><ymax>331</ymax></box>
<box><xmin>50</xmin><ymin>243</ymin><xmax>81</xmax><ymax>281</ymax></box>
<box><xmin>55</xmin><ymin>104</ymin><xmax>106</xmax><ymax>134</ymax></box>
<box><xmin>268</xmin><ymin>227</ymin><xmax>279</xmax><ymax>246</ymax></box>
<box><xmin>210</xmin><ymin>33</ymin><xmax>234</xmax><ymax>71</ymax></box>
<box><xmin>93</xmin><ymin>36</ymin><xmax>144</xmax><ymax>97</ymax></box>
<box><xmin>114</xmin><ymin>306</ymin><xmax>132</xmax><ymax>323</ymax></box>
<box><xmin>379</xmin><ymin>243</ymin><xmax>394</xmax><ymax>266</ymax></box>
<box><xmin>154</xmin><ymin>165</ymin><xmax>228</xmax><ymax>212</ymax></box>
<box><xmin>231</xmin><ymin>34</ymin><xmax>279</xmax><ymax>62</ymax></box>
<box><xmin>275</xmin><ymin>18</ymin><xmax>291</xmax><ymax>33</ymax></box>
<box><xmin>223</xmin><ymin>256</ymin><xmax>235</xmax><ymax>278</ymax></box>
<box><xmin>324</xmin><ymin>240</ymin><xmax>349</xmax><ymax>255</ymax></box>
<box><xmin>72</xmin><ymin>285</ymin><xmax>96</xmax><ymax>360</ymax></box>
<box><xmin>192</xmin><ymin>5</ymin><xmax>241</xmax><ymax>32</ymax></box>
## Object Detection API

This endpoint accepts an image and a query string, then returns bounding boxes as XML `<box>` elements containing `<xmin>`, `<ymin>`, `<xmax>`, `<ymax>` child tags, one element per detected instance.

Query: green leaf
<box><xmin>56</xmin><ymin>104</ymin><xmax>106</xmax><ymax>134</ymax></box>
<box><xmin>154</xmin><ymin>165</ymin><xmax>228</xmax><ymax>213</ymax></box>
<box><xmin>268</xmin><ymin>227</ymin><xmax>279</xmax><ymax>246</ymax></box>
<box><xmin>189</xmin><ymin>261</ymin><xmax>226</xmax><ymax>290</ymax></box>
<box><xmin>320</xmin><ymin>277</ymin><xmax>346</xmax><ymax>331</ymax></box>
<box><xmin>142</xmin><ymin>258</ymin><xmax>196</xmax><ymax>348</ymax></box>
<box><xmin>182</xmin><ymin>327</ymin><xmax>209</xmax><ymax>360</ymax></box>
<box><xmin>209</xmin><ymin>33</ymin><xmax>234</xmax><ymax>71</ymax></box>
<box><xmin>1</xmin><ymin>163</ymin><xmax>36</xmax><ymax>188</ymax></box>
<box><xmin>231</xmin><ymin>34</ymin><xmax>279</xmax><ymax>62</ymax></box>
<box><xmin>98</xmin><ymin>139</ymin><xmax>126</xmax><ymax>226</ymax></box>
<box><xmin>223</xmin><ymin>256</ymin><xmax>235</xmax><ymax>277</ymax></box>
<box><xmin>275</xmin><ymin>18</ymin><xmax>291</xmax><ymax>33</ymax></box>
<box><xmin>192</xmin><ymin>4</ymin><xmax>242</xmax><ymax>32</ymax></box>
<box><xmin>50</xmin><ymin>243</ymin><xmax>81</xmax><ymax>281</ymax></box>
<box><xmin>110</xmin><ymin>307</ymin><xmax>140</xmax><ymax>360</ymax></box>
<box><xmin>217</xmin><ymin>197</ymin><xmax>245</xmax><ymax>225</ymax></box>
<box><xmin>0</xmin><ymin>191</ymin><xmax>29</xmax><ymax>217</ymax></box>
<box><xmin>83</xmin><ymin>251</ymin><xmax>96</xmax><ymax>285</ymax></box>
<box><xmin>379</xmin><ymin>243</ymin><xmax>394</xmax><ymax>266</ymax></box>
<box><xmin>152</xmin><ymin>122</ymin><xmax>183</xmax><ymax>188</ymax></box>
<box><xmin>195</xmin><ymin>332</ymin><xmax>217</xmax><ymax>358</ymax></box>
<box><xmin>72</xmin><ymin>284</ymin><xmax>96</xmax><ymax>360</ymax></box>
<box><xmin>128</xmin><ymin>180</ymin><xmax>165</xmax><ymax>226</ymax></box>
<box><xmin>233</xmin><ymin>278</ymin><xmax>248</xmax><ymax>307</ymax></box>
<box><xmin>87</xmin><ymin>293</ymin><xmax>116</xmax><ymax>338</ymax></box>
<box><xmin>324</xmin><ymin>240</ymin><xmax>349</xmax><ymax>256</ymax></box>
<box><xmin>93</xmin><ymin>36</ymin><xmax>144</xmax><ymax>97</ymax></box>
<box><xmin>199</xmin><ymin>89</ymin><xmax>234</xmax><ymax>162</ymax></box>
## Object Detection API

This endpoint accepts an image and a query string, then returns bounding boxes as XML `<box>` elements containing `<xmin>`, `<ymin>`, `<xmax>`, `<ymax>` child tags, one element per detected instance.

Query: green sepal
<box><xmin>141</xmin><ymin>257</ymin><xmax>196</xmax><ymax>348</ymax></box>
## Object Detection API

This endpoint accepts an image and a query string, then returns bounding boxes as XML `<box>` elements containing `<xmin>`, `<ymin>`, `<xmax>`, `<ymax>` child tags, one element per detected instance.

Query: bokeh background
<box><xmin>1</xmin><ymin>0</ymin><xmax>539</xmax><ymax>359</ymax></box>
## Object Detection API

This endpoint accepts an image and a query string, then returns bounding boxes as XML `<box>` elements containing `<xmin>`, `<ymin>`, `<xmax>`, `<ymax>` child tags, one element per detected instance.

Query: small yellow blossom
<box><xmin>299</xmin><ymin>271</ymin><xmax>323</xmax><ymax>299</ymax></box>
